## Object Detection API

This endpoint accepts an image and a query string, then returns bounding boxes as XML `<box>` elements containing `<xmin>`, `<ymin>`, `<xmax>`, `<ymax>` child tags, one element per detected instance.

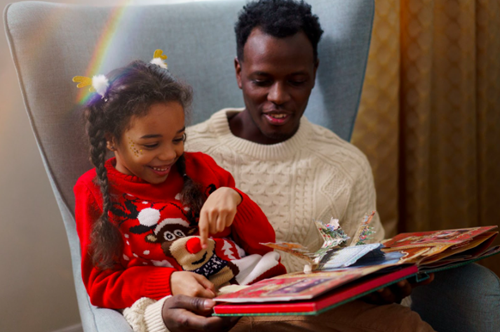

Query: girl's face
<box><xmin>110</xmin><ymin>101</ymin><xmax>185</xmax><ymax>184</ymax></box>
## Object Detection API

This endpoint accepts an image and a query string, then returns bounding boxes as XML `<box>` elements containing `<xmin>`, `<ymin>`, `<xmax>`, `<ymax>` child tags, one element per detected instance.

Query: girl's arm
<box><xmin>195</xmin><ymin>153</ymin><xmax>282</xmax><ymax>256</ymax></box>
<box><xmin>74</xmin><ymin>181</ymin><xmax>177</xmax><ymax>309</ymax></box>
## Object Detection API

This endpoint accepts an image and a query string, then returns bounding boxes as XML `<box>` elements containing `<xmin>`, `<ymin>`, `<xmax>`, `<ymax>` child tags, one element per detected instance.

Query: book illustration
<box><xmin>397</xmin><ymin>247</ymin><xmax>431</xmax><ymax>264</ymax></box>
<box><xmin>382</xmin><ymin>226</ymin><xmax>499</xmax><ymax>268</ymax></box>
<box><xmin>420</xmin><ymin>231</ymin><xmax>497</xmax><ymax>264</ymax></box>
<box><xmin>321</xmin><ymin>243</ymin><xmax>384</xmax><ymax>270</ymax></box>
<box><xmin>262</xmin><ymin>213</ymin><xmax>378</xmax><ymax>270</ymax></box>
<box><xmin>322</xmin><ymin>245</ymin><xmax>406</xmax><ymax>270</ymax></box>
<box><xmin>381</xmin><ymin>226</ymin><xmax>497</xmax><ymax>249</ymax></box>
<box><xmin>214</xmin><ymin>264</ymin><xmax>388</xmax><ymax>303</ymax></box>
<box><xmin>261</xmin><ymin>242</ymin><xmax>317</xmax><ymax>265</ymax></box>
<box><xmin>350</xmin><ymin>211</ymin><xmax>377</xmax><ymax>245</ymax></box>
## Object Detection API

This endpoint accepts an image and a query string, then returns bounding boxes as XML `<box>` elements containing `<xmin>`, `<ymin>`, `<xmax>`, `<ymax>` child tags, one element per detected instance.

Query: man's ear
<box><xmin>312</xmin><ymin>59</ymin><xmax>319</xmax><ymax>88</ymax></box>
<box><xmin>234</xmin><ymin>56</ymin><xmax>243</xmax><ymax>89</ymax></box>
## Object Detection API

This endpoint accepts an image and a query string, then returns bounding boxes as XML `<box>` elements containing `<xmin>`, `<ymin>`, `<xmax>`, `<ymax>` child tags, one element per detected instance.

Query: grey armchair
<box><xmin>4</xmin><ymin>0</ymin><xmax>374</xmax><ymax>330</ymax></box>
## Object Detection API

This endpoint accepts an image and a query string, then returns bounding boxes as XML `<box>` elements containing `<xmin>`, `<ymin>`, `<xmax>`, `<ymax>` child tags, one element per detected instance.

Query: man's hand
<box><xmin>198</xmin><ymin>187</ymin><xmax>242</xmax><ymax>249</ymax></box>
<box><xmin>362</xmin><ymin>273</ymin><xmax>435</xmax><ymax>305</ymax></box>
<box><xmin>171</xmin><ymin>271</ymin><xmax>216</xmax><ymax>298</ymax></box>
<box><xmin>162</xmin><ymin>295</ymin><xmax>240</xmax><ymax>332</ymax></box>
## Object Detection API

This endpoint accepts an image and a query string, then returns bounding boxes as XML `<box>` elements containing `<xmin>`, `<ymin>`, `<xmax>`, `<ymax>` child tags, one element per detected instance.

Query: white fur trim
<box><xmin>92</xmin><ymin>74</ymin><xmax>109</xmax><ymax>98</ymax></box>
<box><xmin>150</xmin><ymin>58</ymin><xmax>168</xmax><ymax>69</ymax></box>
<box><xmin>232</xmin><ymin>251</ymin><xmax>280</xmax><ymax>285</ymax></box>
<box><xmin>151</xmin><ymin>260</ymin><xmax>174</xmax><ymax>268</ymax></box>
<box><xmin>138</xmin><ymin>208</ymin><xmax>161</xmax><ymax>227</ymax></box>
<box><xmin>154</xmin><ymin>218</ymin><xmax>189</xmax><ymax>234</ymax></box>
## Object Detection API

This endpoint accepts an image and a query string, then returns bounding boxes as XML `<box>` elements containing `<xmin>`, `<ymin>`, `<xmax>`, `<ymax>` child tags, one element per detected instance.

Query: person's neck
<box><xmin>228</xmin><ymin>109</ymin><xmax>288</xmax><ymax>145</ymax></box>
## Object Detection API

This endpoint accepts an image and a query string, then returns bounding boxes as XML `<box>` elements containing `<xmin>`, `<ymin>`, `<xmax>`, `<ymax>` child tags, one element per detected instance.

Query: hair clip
<box><xmin>150</xmin><ymin>49</ymin><xmax>168</xmax><ymax>69</ymax></box>
<box><xmin>72</xmin><ymin>74</ymin><xmax>109</xmax><ymax>99</ymax></box>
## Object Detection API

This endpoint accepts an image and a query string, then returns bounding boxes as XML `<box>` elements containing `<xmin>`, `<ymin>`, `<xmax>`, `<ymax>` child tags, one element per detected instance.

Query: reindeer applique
<box><xmin>145</xmin><ymin>218</ymin><xmax>240</xmax><ymax>288</ymax></box>
<box><xmin>109</xmin><ymin>193</ymin><xmax>197</xmax><ymax>235</ymax></box>
<box><xmin>108</xmin><ymin>191</ymin><xmax>241</xmax><ymax>287</ymax></box>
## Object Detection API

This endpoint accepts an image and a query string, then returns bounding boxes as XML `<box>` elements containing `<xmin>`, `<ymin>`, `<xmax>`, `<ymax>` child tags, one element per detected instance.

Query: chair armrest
<box><xmin>81</xmin><ymin>306</ymin><xmax>133</xmax><ymax>332</ymax></box>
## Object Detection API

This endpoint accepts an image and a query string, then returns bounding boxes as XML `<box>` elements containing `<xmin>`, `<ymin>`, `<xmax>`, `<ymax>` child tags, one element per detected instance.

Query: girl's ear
<box><xmin>106</xmin><ymin>134</ymin><xmax>117</xmax><ymax>151</ymax></box>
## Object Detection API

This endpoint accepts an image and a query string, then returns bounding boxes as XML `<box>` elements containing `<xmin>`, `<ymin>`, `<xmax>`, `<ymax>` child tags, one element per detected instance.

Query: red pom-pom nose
<box><xmin>186</xmin><ymin>237</ymin><xmax>202</xmax><ymax>254</ymax></box>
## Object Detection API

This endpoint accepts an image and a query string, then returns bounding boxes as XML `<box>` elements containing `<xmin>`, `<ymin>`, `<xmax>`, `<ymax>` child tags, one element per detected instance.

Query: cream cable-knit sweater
<box><xmin>124</xmin><ymin>108</ymin><xmax>386</xmax><ymax>332</ymax></box>
<box><xmin>185</xmin><ymin>109</ymin><xmax>385</xmax><ymax>273</ymax></box>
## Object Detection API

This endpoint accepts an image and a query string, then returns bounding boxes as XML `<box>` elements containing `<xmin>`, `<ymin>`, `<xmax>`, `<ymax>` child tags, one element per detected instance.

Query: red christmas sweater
<box><xmin>74</xmin><ymin>152</ymin><xmax>286</xmax><ymax>309</ymax></box>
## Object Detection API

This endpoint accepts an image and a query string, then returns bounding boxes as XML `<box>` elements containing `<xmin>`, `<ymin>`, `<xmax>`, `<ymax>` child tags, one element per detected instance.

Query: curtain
<box><xmin>352</xmin><ymin>0</ymin><xmax>500</xmax><ymax>276</ymax></box>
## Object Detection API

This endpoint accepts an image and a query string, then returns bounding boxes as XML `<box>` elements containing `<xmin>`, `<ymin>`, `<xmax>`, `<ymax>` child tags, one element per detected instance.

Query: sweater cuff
<box><xmin>231</xmin><ymin>188</ymin><xmax>249</xmax><ymax>214</ymax></box>
<box><xmin>144</xmin><ymin>296</ymin><xmax>171</xmax><ymax>332</ymax></box>
<box><xmin>144</xmin><ymin>268</ymin><xmax>175</xmax><ymax>300</ymax></box>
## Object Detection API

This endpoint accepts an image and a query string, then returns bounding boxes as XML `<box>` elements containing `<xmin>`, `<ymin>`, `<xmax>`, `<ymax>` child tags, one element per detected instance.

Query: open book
<box><xmin>213</xmin><ymin>216</ymin><xmax>500</xmax><ymax>316</ymax></box>
<box><xmin>381</xmin><ymin>226</ymin><xmax>499</xmax><ymax>271</ymax></box>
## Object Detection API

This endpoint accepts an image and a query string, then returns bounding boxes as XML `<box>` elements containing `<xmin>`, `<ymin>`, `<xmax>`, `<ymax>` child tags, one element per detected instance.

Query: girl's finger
<box><xmin>194</xmin><ymin>274</ymin><xmax>216</xmax><ymax>295</ymax></box>
<box><xmin>209</xmin><ymin>211</ymin><xmax>219</xmax><ymax>235</ymax></box>
<box><xmin>198</xmin><ymin>211</ymin><xmax>209</xmax><ymax>249</ymax></box>
<box><xmin>216</xmin><ymin>214</ymin><xmax>226</xmax><ymax>233</ymax></box>
<box><xmin>226</xmin><ymin>209</ymin><xmax>236</xmax><ymax>228</ymax></box>
<box><xmin>194</xmin><ymin>285</ymin><xmax>216</xmax><ymax>299</ymax></box>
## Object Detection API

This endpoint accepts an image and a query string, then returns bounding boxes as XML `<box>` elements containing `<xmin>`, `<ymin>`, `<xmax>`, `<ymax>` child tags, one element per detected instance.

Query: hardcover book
<box><xmin>213</xmin><ymin>222</ymin><xmax>500</xmax><ymax>316</ymax></box>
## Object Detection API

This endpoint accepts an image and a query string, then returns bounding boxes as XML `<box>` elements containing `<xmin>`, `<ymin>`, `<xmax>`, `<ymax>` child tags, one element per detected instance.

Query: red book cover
<box><xmin>214</xmin><ymin>265</ymin><xmax>418</xmax><ymax>316</ymax></box>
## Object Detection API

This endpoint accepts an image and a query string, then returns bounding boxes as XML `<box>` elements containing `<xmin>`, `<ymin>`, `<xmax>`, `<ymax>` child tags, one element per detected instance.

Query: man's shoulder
<box><xmin>186</xmin><ymin>108</ymin><xmax>241</xmax><ymax>151</ymax></box>
<box><xmin>187</xmin><ymin>108</ymin><xmax>227</xmax><ymax>136</ymax></box>
<box><xmin>306</xmin><ymin>121</ymin><xmax>371</xmax><ymax>170</ymax></box>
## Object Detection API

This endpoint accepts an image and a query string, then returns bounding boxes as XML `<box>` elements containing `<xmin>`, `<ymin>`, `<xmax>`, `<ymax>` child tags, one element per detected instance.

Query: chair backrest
<box><xmin>4</xmin><ymin>0</ymin><xmax>374</xmax><ymax>329</ymax></box>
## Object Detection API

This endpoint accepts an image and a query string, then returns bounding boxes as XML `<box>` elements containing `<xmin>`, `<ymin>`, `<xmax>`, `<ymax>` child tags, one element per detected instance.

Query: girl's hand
<box><xmin>171</xmin><ymin>271</ymin><xmax>216</xmax><ymax>298</ymax></box>
<box><xmin>198</xmin><ymin>187</ymin><xmax>242</xmax><ymax>249</ymax></box>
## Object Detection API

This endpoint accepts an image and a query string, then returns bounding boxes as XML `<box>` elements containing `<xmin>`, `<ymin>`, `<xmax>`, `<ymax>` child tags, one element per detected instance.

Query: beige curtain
<box><xmin>352</xmin><ymin>0</ymin><xmax>500</xmax><ymax>276</ymax></box>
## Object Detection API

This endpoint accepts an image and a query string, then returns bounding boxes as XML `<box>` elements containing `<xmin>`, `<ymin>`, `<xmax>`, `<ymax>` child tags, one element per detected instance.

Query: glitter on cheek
<box><xmin>128</xmin><ymin>136</ymin><xmax>142</xmax><ymax>157</ymax></box>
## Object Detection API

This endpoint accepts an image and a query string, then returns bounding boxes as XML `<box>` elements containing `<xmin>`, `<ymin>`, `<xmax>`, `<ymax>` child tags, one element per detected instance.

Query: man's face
<box><xmin>235</xmin><ymin>28</ymin><xmax>318</xmax><ymax>144</ymax></box>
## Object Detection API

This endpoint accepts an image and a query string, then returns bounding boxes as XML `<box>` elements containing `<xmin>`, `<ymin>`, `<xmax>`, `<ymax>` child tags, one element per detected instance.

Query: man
<box><xmin>186</xmin><ymin>0</ymin><xmax>385</xmax><ymax>274</ymax></box>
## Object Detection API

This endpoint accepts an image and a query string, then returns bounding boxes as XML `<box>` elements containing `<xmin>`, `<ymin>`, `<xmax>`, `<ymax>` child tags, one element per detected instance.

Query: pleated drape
<box><xmin>352</xmin><ymin>0</ymin><xmax>500</xmax><ymax>275</ymax></box>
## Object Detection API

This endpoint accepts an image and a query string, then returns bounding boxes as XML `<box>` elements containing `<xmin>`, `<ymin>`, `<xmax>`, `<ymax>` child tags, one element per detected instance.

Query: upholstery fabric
<box><xmin>4</xmin><ymin>1</ymin><xmax>374</xmax><ymax>330</ymax></box>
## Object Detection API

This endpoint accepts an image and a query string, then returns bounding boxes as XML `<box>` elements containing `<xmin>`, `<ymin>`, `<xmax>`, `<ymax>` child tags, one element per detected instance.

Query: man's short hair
<box><xmin>235</xmin><ymin>0</ymin><xmax>324</xmax><ymax>61</ymax></box>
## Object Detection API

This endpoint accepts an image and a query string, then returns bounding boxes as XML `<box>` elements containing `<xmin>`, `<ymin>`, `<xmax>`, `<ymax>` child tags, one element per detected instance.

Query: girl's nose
<box><xmin>158</xmin><ymin>145</ymin><xmax>177</xmax><ymax>161</ymax></box>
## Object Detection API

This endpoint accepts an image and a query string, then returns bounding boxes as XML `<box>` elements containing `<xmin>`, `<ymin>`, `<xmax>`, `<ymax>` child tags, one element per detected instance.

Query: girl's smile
<box><xmin>148</xmin><ymin>164</ymin><xmax>174</xmax><ymax>176</ymax></box>
<box><xmin>110</xmin><ymin>101</ymin><xmax>186</xmax><ymax>184</ymax></box>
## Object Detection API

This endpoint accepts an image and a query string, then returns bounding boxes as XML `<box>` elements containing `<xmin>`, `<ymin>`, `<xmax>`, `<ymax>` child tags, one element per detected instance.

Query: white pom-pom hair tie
<box><xmin>150</xmin><ymin>49</ymin><xmax>168</xmax><ymax>69</ymax></box>
<box><xmin>72</xmin><ymin>74</ymin><xmax>109</xmax><ymax>99</ymax></box>
<box><xmin>92</xmin><ymin>75</ymin><xmax>109</xmax><ymax>98</ymax></box>
<box><xmin>72</xmin><ymin>49</ymin><xmax>169</xmax><ymax>99</ymax></box>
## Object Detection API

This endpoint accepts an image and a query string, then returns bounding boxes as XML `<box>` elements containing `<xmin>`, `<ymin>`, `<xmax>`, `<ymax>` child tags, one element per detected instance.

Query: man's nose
<box><xmin>268</xmin><ymin>82</ymin><xmax>291</xmax><ymax>105</ymax></box>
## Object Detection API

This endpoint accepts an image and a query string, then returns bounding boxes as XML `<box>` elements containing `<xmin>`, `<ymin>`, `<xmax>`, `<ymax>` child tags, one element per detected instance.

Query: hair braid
<box><xmin>85</xmin><ymin>105</ymin><xmax>123</xmax><ymax>270</ymax></box>
<box><xmin>176</xmin><ymin>154</ymin><xmax>204</xmax><ymax>220</ymax></box>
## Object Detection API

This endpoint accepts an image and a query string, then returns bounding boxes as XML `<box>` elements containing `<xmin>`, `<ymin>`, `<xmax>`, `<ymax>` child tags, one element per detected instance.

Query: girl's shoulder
<box><xmin>75</xmin><ymin>158</ymin><xmax>117</xmax><ymax>190</ymax></box>
<box><xmin>75</xmin><ymin>167</ymin><xmax>97</xmax><ymax>188</ymax></box>
<box><xmin>184</xmin><ymin>151</ymin><xmax>219</xmax><ymax>169</ymax></box>
<box><xmin>184</xmin><ymin>151</ymin><xmax>232</xmax><ymax>183</ymax></box>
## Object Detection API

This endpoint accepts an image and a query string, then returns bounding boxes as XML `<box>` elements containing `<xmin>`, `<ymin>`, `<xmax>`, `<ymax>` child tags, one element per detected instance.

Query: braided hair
<box><xmin>83</xmin><ymin>60</ymin><xmax>204</xmax><ymax>269</ymax></box>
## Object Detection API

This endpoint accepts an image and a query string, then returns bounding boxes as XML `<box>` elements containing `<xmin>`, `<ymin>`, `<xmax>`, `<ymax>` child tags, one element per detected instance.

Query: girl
<box><xmin>73</xmin><ymin>54</ymin><xmax>285</xmax><ymax>310</ymax></box>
